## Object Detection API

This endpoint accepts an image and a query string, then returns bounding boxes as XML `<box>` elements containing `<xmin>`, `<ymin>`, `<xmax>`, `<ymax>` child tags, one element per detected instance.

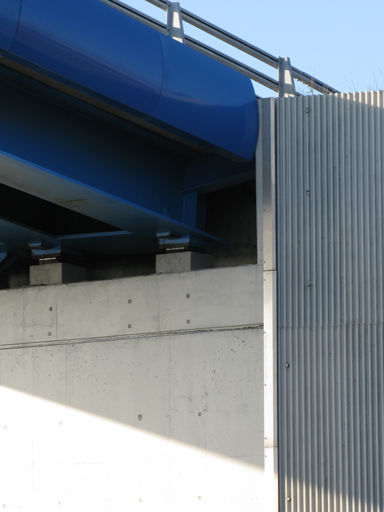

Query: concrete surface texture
<box><xmin>156</xmin><ymin>251</ymin><xmax>214</xmax><ymax>273</ymax></box>
<box><xmin>30</xmin><ymin>262</ymin><xmax>86</xmax><ymax>286</ymax></box>
<box><xmin>0</xmin><ymin>265</ymin><xmax>264</xmax><ymax>511</ymax></box>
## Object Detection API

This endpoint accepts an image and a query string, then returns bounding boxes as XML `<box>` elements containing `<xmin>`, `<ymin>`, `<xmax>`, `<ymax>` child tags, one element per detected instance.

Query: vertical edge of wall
<box><xmin>261</xmin><ymin>97</ymin><xmax>279</xmax><ymax>512</ymax></box>
<box><xmin>256</xmin><ymin>99</ymin><xmax>264</xmax><ymax>266</ymax></box>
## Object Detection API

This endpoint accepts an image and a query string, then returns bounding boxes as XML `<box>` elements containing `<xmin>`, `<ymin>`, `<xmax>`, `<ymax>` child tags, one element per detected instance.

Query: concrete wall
<box><xmin>0</xmin><ymin>265</ymin><xmax>264</xmax><ymax>511</ymax></box>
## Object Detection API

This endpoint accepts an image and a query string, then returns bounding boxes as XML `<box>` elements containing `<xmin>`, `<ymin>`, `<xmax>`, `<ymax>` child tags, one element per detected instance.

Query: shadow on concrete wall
<box><xmin>0</xmin><ymin>327</ymin><xmax>264</xmax><ymax>509</ymax></box>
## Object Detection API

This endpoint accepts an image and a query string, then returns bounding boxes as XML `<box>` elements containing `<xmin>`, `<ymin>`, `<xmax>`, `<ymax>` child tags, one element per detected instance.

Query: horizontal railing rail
<box><xmin>104</xmin><ymin>0</ymin><xmax>339</xmax><ymax>95</ymax></box>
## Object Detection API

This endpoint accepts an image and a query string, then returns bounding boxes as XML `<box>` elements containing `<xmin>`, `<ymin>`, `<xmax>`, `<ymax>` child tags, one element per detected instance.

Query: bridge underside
<box><xmin>0</xmin><ymin>64</ymin><xmax>256</xmax><ymax>274</ymax></box>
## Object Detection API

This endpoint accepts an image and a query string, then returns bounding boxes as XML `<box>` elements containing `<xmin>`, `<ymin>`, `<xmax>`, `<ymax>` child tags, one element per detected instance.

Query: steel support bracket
<box><xmin>157</xmin><ymin>233</ymin><xmax>212</xmax><ymax>251</ymax></box>
<box><xmin>28</xmin><ymin>241</ymin><xmax>83</xmax><ymax>263</ymax></box>
<box><xmin>28</xmin><ymin>241</ymin><xmax>62</xmax><ymax>261</ymax></box>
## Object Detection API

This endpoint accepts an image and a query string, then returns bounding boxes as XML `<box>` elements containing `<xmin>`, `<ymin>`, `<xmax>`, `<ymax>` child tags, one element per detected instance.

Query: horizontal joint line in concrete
<box><xmin>0</xmin><ymin>324</ymin><xmax>264</xmax><ymax>351</ymax></box>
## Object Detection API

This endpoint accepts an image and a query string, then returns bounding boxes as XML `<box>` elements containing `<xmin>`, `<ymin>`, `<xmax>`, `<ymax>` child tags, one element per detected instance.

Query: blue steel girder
<box><xmin>0</xmin><ymin>244</ymin><xmax>7</xmax><ymax>264</ymax></box>
<box><xmin>0</xmin><ymin>0</ymin><xmax>258</xmax><ymax>161</ymax></box>
<box><xmin>0</xmin><ymin>216</ymin><xmax>133</xmax><ymax>258</ymax></box>
<box><xmin>0</xmin><ymin>153</ymin><xmax>226</xmax><ymax>255</ymax></box>
<box><xmin>183</xmin><ymin>154</ymin><xmax>255</xmax><ymax>194</ymax></box>
<box><xmin>0</xmin><ymin>66</ymin><xmax>255</xmax><ymax>256</ymax></box>
<box><xmin>0</xmin><ymin>241</ymin><xmax>17</xmax><ymax>276</ymax></box>
<box><xmin>0</xmin><ymin>75</ymin><xmax>186</xmax><ymax>222</ymax></box>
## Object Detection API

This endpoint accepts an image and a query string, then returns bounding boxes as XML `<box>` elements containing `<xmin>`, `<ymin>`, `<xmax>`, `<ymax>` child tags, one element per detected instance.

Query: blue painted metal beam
<box><xmin>0</xmin><ymin>215</ymin><xmax>136</xmax><ymax>258</ymax></box>
<box><xmin>0</xmin><ymin>0</ymin><xmax>258</xmax><ymax>161</ymax></box>
<box><xmin>0</xmin><ymin>151</ymin><xmax>226</xmax><ymax>255</ymax></box>
<box><xmin>0</xmin><ymin>241</ymin><xmax>17</xmax><ymax>275</ymax></box>
<box><xmin>0</xmin><ymin>75</ymin><xmax>186</xmax><ymax>221</ymax></box>
<box><xmin>0</xmin><ymin>2</ymin><xmax>21</xmax><ymax>51</ymax></box>
<box><xmin>0</xmin><ymin>56</ymin><xmax>255</xmax><ymax>257</ymax></box>
<box><xmin>183</xmin><ymin>154</ymin><xmax>255</xmax><ymax>193</ymax></box>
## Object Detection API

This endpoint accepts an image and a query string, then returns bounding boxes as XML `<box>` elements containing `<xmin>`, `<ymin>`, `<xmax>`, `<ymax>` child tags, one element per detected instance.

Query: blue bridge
<box><xmin>0</xmin><ymin>0</ymin><xmax>259</xmax><ymax>269</ymax></box>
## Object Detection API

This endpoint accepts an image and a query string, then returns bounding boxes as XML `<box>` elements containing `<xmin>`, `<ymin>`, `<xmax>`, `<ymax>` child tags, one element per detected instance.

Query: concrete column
<box><xmin>30</xmin><ymin>262</ymin><xmax>86</xmax><ymax>285</ymax></box>
<box><xmin>156</xmin><ymin>251</ymin><xmax>214</xmax><ymax>273</ymax></box>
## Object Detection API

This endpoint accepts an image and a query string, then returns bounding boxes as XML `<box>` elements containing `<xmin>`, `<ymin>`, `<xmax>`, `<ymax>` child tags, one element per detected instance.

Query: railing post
<box><xmin>278</xmin><ymin>57</ymin><xmax>297</xmax><ymax>97</ymax></box>
<box><xmin>166</xmin><ymin>2</ymin><xmax>185</xmax><ymax>43</ymax></box>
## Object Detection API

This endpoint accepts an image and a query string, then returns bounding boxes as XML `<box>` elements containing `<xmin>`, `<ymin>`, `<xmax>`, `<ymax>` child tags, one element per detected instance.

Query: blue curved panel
<box><xmin>0</xmin><ymin>0</ymin><xmax>21</xmax><ymax>52</ymax></box>
<box><xmin>11</xmin><ymin>0</ymin><xmax>163</xmax><ymax>118</ymax></box>
<box><xmin>155</xmin><ymin>34</ymin><xmax>258</xmax><ymax>161</ymax></box>
<box><xmin>0</xmin><ymin>0</ymin><xmax>258</xmax><ymax>160</ymax></box>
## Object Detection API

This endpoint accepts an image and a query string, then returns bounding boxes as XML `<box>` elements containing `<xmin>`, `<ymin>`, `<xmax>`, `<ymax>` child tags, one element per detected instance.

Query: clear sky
<box><xmin>120</xmin><ymin>0</ymin><xmax>384</xmax><ymax>97</ymax></box>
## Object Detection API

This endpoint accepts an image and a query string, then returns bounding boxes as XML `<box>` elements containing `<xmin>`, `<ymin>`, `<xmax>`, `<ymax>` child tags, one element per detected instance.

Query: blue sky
<box><xmin>120</xmin><ymin>0</ymin><xmax>384</xmax><ymax>97</ymax></box>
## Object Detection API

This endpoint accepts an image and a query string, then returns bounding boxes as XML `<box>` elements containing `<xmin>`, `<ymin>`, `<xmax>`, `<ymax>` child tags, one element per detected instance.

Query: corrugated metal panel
<box><xmin>277</xmin><ymin>92</ymin><xmax>384</xmax><ymax>512</ymax></box>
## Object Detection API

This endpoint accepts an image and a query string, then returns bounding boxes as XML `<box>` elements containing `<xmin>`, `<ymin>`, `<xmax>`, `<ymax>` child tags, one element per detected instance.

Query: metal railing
<box><xmin>104</xmin><ymin>0</ymin><xmax>339</xmax><ymax>96</ymax></box>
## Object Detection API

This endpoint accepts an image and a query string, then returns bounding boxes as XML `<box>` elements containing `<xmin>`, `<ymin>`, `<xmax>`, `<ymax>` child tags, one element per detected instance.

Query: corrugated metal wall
<box><xmin>277</xmin><ymin>92</ymin><xmax>384</xmax><ymax>512</ymax></box>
